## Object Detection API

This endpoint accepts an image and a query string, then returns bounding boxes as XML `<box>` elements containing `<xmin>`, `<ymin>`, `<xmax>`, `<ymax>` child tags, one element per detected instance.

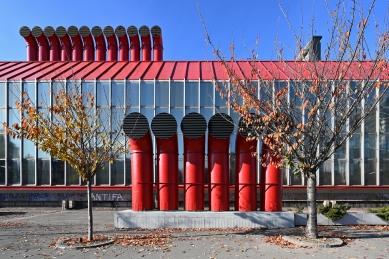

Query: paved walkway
<box><xmin>0</xmin><ymin>207</ymin><xmax>388</xmax><ymax>259</ymax></box>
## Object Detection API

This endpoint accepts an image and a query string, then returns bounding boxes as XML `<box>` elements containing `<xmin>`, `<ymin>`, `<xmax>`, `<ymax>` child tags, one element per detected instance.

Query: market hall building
<box><xmin>0</xmin><ymin>25</ymin><xmax>388</xmax><ymax>209</ymax></box>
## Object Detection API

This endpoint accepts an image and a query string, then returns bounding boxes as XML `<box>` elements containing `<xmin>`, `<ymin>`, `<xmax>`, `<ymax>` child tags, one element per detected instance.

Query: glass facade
<box><xmin>0</xmin><ymin>79</ymin><xmax>388</xmax><ymax>187</ymax></box>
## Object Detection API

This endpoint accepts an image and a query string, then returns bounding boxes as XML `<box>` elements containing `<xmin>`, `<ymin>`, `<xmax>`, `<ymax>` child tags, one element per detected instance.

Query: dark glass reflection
<box><xmin>319</xmin><ymin>160</ymin><xmax>332</xmax><ymax>185</ymax></box>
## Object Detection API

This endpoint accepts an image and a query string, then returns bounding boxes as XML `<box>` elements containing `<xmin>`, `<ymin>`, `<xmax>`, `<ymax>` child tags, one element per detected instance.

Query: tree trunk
<box><xmin>87</xmin><ymin>179</ymin><xmax>93</xmax><ymax>241</ymax></box>
<box><xmin>306</xmin><ymin>172</ymin><xmax>318</xmax><ymax>238</ymax></box>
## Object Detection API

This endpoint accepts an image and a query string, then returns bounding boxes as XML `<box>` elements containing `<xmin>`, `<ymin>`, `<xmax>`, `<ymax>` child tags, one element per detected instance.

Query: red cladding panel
<box><xmin>83</xmin><ymin>62</ymin><xmax>116</xmax><ymax>80</ymax></box>
<box><xmin>112</xmin><ymin>62</ymin><xmax>140</xmax><ymax>80</ymax></box>
<box><xmin>157</xmin><ymin>61</ymin><xmax>175</xmax><ymax>79</ymax></box>
<box><xmin>128</xmin><ymin>62</ymin><xmax>151</xmax><ymax>80</ymax></box>
<box><xmin>97</xmin><ymin>62</ymin><xmax>128</xmax><ymax>80</ymax></box>
<box><xmin>186</xmin><ymin>61</ymin><xmax>200</xmax><ymax>80</ymax></box>
<box><xmin>172</xmin><ymin>61</ymin><xmax>188</xmax><ymax>80</ymax></box>
<box><xmin>28</xmin><ymin>62</ymin><xmax>71</xmax><ymax>80</ymax></box>
<box><xmin>142</xmin><ymin>62</ymin><xmax>164</xmax><ymax>79</ymax></box>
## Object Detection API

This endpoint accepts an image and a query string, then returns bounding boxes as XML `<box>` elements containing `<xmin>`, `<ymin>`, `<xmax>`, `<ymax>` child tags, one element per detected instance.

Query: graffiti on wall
<box><xmin>0</xmin><ymin>192</ymin><xmax>131</xmax><ymax>201</ymax></box>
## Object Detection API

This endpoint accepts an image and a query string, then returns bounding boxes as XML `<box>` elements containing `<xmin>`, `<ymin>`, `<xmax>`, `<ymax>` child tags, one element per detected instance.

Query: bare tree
<box><xmin>198</xmin><ymin>0</ymin><xmax>389</xmax><ymax>238</ymax></box>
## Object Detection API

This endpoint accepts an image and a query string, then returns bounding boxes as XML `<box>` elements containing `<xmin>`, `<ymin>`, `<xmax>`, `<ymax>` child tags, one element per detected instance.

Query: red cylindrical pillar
<box><xmin>104</xmin><ymin>26</ymin><xmax>118</xmax><ymax>61</ymax></box>
<box><xmin>115</xmin><ymin>25</ymin><xmax>129</xmax><ymax>61</ymax></box>
<box><xmin>43</xmin><ymin>26</ymin><xmax>60</xmax><ymax>61</ymax></box>
<box><xmin>79</xmin><ymin>26</ymin><xmax>95</xmax><ymax>61</ymax></box>
<box><xmin>151</xmin><ymin>113</ymin><xmax>179</xmax><ymax>211</ymax></box>
<box><xmin>181</xmin><ymin>113</ymin><xmax>207</xmax><ymax>211</ymax></box>
<box><xmin>259</xmin><ymin>142</ymin><xmax>268</xmax><ymax>211</ymax></box>
<box><xmin>127</xmin><ymin>26</ymin><xmax>140</xmax><ymax>61</ymax></box>
<box><xmin>55</xmin><ymin>26</ymin><xmax>72</xmax><ymax>62</ymax></box>
<box><xmin>92</xmin><ymin>26</ymin><xmax>106</xmax><ymax>61</ymax></box>
<box><xmin>139</xmin><ymin>25</ymin><xmax>151</xmax><ymax>61</ymax></box>
<box><xmin>208</xmin><ymin>113</ymin><xmax>234</xmax><ymax>212</ymax></box>
<box><xmin>234</xmin><ymin>125</ymin><xmax>258</xmax><ymax>211</ymax></box>
<box><xmin>123</xmin><ymin>113</ymin><xmax>154</xmax><ymax>211</ymax></box>
<box><xmin>67</xmin><ymin>26</ymin><xmax>83</xmax><ymax>61</ymax></box>
<box><xmin>19</xmin><ymin>26</ymin><xmax>38</xmax><ymax>61</ymax></box>
<box><xmin>31</xmin><ymin>26</ymin><xmax>50</xmax><ymax>61</ymax></box>
<box><xmin>151</xmin><ymin>25</ymin><xmax>163</xmax><ymax>61</ymax></box>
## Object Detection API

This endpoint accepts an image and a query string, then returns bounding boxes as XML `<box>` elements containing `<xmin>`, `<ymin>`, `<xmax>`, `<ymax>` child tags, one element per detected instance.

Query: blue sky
<box><xmin>0</xmin><ymin>0</ymin><xmax>388</xmax><ymax>61</ymax></box>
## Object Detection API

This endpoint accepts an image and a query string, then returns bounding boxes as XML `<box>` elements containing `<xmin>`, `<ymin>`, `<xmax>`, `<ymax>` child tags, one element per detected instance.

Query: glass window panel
<box><xmin>140</xmin><ymin>81</ymin><xmax>154</xmax><ymax>107</ymax></box>
<box><xmin>334</xmin><ymin>159</ymin><xmax>346</xmax><ymax>185</ymax></box>
<box><xmin>283</xmin><ymin>168</ymin><xmax>288</xmax><ymax>185</ymax></box>
<box><xmin>82</xmin><ymin>81</ymin><xmax>94</xmax><ymax>93</ymax></box>
<box><xmin>126</xmin><ymin>107</ymin><xmax>140</xmax><ymax>115</ymax></box>
<box><xmin>364</xmin><ymin>159</ymin><xmax>377</xmax><ymax>185</ymax></box>
<box><xmin>178</xmin><ymin>159</ymin><xmax>184</xmax><ymax>183</ymax></box>
<box><xmin>37</xmin><ymin>158</ymin><xmax>50</xmax><ymax>185</ymax></box>
<box><xmin>126</xmin><ymin>81</ymin><xmax>139</xmax><ymax>107</ymax></box>
<box><xmin>380</xmin><ymin>87</ymin><xmax>389</xmax><ymax>107</ymax></box>
<box><xmin>23</xmin><ymin>138</ymin><xmax>35</xmax><ymax>160</ymax></box>
<box><xmin>112</xmin><ymin>81</ymin><xmax>124</xmax><ymax>106</ymax></box>
<box><xmin>365</xmin><ymin>134</ymin><xmax>377</xmax><ymax>159</ymax></box>
<box><xmin>185</xmin><ymin>82</ymin><xmax>199</xmax><ymax>107</ymax></box>
<box><xmin>170</xmin><ymin>81</ymin><xmax>184</xmax><ymax>107</ymax></box>
<box><xmin>0</xmin><ymin>160</ymin><xmax>4</xmax><ymax>185</ymax></box>
<box><xmin>156</xmin><ymin>108</ymin><xmax>168</xmax><ymax>114</ymax></box>
<box><xmin>155</xmin><ymin>81</ymin><xmax>169</xmax><ymax>107</ymax></box>
<box><xmin>0</xmin><ymin>82</ymin><xmax>5</xmax><ymax>107</ymax></box>
<box><xmin>97</xmin><ymin>81</ymin><xmax>110</xmax><ymax>107</ymax></box>
<box><xmin>53</xmin><ymin>81</ymin><xmax>65</xmax><ymax>95</ymax></box>
<box><xmin>171</xmin><ymin>107</ymin><xmax>183</xmax><ymax>132</ymax></box>
<box><xmin>291</xmin><ymin>170</ymin><xmax>303</xmax><ymax>185</ymax></box>
<box><xmin>140</xmin><ymin>108</ymin><xmax>154</xmax><ymax>126</ymax></box>
<box><xmin>96</xmin><ymin>162</ymin><xmax>109</xmax><ymax>185</ymax></box>
<box><xmin>380</xmin><ymin>134</ymin><xmax>389</xmax><ymax>158</ymax></box>
<box><xmin>66</xmin><ymin>163</ymin><xmax>79</xmax><ymax>185</ymax></box>
<box><xmin>200</xmin><ymin>108</ymin><xmax>213</xmax><ymax>125</ymax></box>
<box><xmin>349</xmin><ymin>159</ymin><xmax>362</xmax><ymax>185</ymax></box>
<box><xmin>230</xmin><ymin>110</ymin><xmax>241</xmax><ymax>133</ymax></box>
<box><xmin>185</xmin><ymin>108</ymin><xmax>198</xmax><ymax>115</ymax></box>
<box><xmin>0</xmin><ymin>134</ymin><xmax>4</xmax><ymax>159</ymax></box>
<box><xmin>22</xmin><ymin>158</ymin><xmax>35</xmax><ymax>185</ymax></box>
<box><xmin>229</xmin><ymin>153</ymin><xmax>235</xmax><ymax>183</ymax></box>
<box><xmin>112</xmin><ymin>108</ymin><xmax>125</xmax><ymax>131</ymax></box>
<box><xmin>379</xmin><ymin>107</ymin><xmax>389</xmax><ymax>133</ymax></box>
<box><xmin>23</xmin><ymin>82</ymin><xmax>35</xmax><ymax>103</ymax></box>
<box><xmin>8</xmin><ymin>82</ymin><xmax>20</xmax><ymax>107</ymax></box>
<box><xmin>216</xmin><ymin>107</ymin><xmax>228</xmax><ymax>114</ymax></box>
<box><xmin>126</xmin><ymin>156</ymin><xmax>131</xmax><ymax>185</ymax></box>
<box><xmin>215</xmin><ymin>84</ymin><xmax>227</xmax><ymax>106</ymax></box>
<box><xmin>349</xmin><ymin>134</ymin><xmax>361</xmax><ymax>159</ymax></box>
<box><xmin>67</xmin><ymin>80</ymin><xmax>80</xmax><ymax>93</ymax></box>
<box><xmin>111</xmin><ymin>156</ymin><xmax>124</xmax><ymax>185</ymax></box>
<box><xmin>364</xmin><ymin>109</ymin><xmax>376</xmax><ymax>133</ymax></box>
<box><xmin>52</xmin><ymin>159</ymin><xmax>64</xmax><ymax>185</ymax></box>
<box><xmin>8</xmin><ymin>159</ymin><xmax>20</xmax><ymax>185</ymax></box>
<box><xmin>178</xmin><ymin>133</ymin><xmax>183</xmax><ymax>158</ymax></box>
<box><xmin>319</xmin><ymin>160</ymin><xmax>332</xmax><ymax>185</ymax></box>
<box><xmin>38</xmin><ymin>82</ymin><xmax>50</xmax><ymax>107</ymax></box>
<box><xmin>334</xmin><ymin>138</ymin><xmax>346</xmax><ymax>159</ymax></box>
<box><xmin>379</xmin><ymin>159</ymin><xmax>389</xmax><ymax>185</ymax></box>
<box><xmin>230</xmin><ymin>134</ymin><xmax>236</xmax><ymax>154</ymax></box>
<box><xmin>8</xmin><ymin>109</ymin><xmax>20</xmax><ymax>159</ymax></box>
<box><xmin>200</xmin><ymin>82</ymin><xmax>214</xmax><ymax>107</ymax></box>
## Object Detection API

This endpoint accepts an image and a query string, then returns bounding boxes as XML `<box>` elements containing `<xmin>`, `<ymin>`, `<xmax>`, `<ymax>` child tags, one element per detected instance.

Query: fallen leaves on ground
<box><xmin>114</xmin><ymin>233</ymin><xmax>173</xmax><ymax>247</ymax></box>
<box><xmin>122</xmin><ymin>227</ymin><xmax>261</xmax><ymax>233</ymax></box>
<box><xmin>264</xmin><ymin>234</ymin><xmax>296</xmax><ymax>248</ymax></box>
<box><xmin>351</xmin><ymin>225</ymin><xmax>389</xmax><ymax>231</ymax></box>
<box><xmin>0</xmin><ymin>222</ymin><xmax>27</xmax><ymax>227</ymax></box>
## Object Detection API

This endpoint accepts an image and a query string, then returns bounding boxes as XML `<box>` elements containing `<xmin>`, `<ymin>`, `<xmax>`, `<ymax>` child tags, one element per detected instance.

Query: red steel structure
<box><xmin>19</xmin><ymin>26</ymin><xmax>38</xmax><ymax>61</ymax></box>
<box><xmin>139</xmin><ymin>26</ymin><xmax>151</xmax><ymax>61</ymax></box>
<box><xmin>67</xmin><ymin>26</ymin><xmax>83</xmax><ymax>61</ymax></box>
<box><xmin>92</xmin><ymin>26</ymin><xmax>106</xmax><ymax>61</ymax></box>
<box><xmin>104</xmin><ymin>26</ymin><xmax>118</xmax><ymax>61</ymax></box>
<box><xmin>208</xmin><ymin>113</ymin><xmax>234</xmax><ymax>211</ymax></box>
<box><xmin>181</xmin><ymin>113</ymin><xmax>207</xmax><ymax>211</ymax></box>
<box><xmin>55</xmin><ymin>26</ymin><xmax>72</xmax><ymax>62</ymax></box>
<box><xmin>234</xmin><ymin>118</ymin><xmax>258</xmax><ymax>211</ymax></box>
<box><xmin>123</xmin><ymin>113</ymin><xmax>154</xmax><ymax>211</ymax></box>
<box><xmin>127</xmin><ymin>26</ymin><xmax>141</xmax><ymax>61</ymax></box>
<box><xmin>79</xmin><ymin>26</ymin><xmax>95</xmax><ymax>61</ymax></box>
<box><xmin>115</xmin><ymin>26</ymin><xmax>129</xmax><ymax>61</ymax></box>
<box><xmin>151</xmin><ymin>113</ymin><xmax>179</xmax><ymax>210</ymax></box>
<box><xmin>31</xmin><ymin>26</ymin><xmax>50</xmax><ymax>61</ymax></box>
<box><xmin>151</xmin><ymin>25</ymin><xmax>163</xmax><ymax>61</ymax></box>
<box><xmin>43</xmin><ymin>26</ymin><xmax>60</xmax><ymax>61</ymax></box>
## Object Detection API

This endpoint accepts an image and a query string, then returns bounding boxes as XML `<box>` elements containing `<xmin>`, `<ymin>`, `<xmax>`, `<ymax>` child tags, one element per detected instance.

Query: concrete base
<box><xmin>114</xmin><ymin>210</ymin><xmax>295</xmax><ymax>229</ymax></box>
<box><xmin>295</xmin><ymin>212</ymin><xmax>389</xmax><ymax>226</ymax></box>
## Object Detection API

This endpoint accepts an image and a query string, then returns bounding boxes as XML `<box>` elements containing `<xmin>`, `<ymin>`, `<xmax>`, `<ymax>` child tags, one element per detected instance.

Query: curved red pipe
<box><xmin>43</xmin><ymin>26</ymin><xmax>60</xmax><ymax>61</ymax></box>
<box><xmin>55</xmin><ymin>26</ymin><xmax>72</xmax><ymax>61</ymax></box>
<box><xmin>31</xmin><ymin>26</ymin><xmax>50</xmax><ymax>61</ymax></box>
<box><xmin>234</xmin><ymin>132</ymin><xmax>258</xmax><ymax>211</ymax></box>
<box><xmin>79</xmin><ymin>26</ymin><xmax>95</xmax><ymax>61</ymax></box>
<box><xmin>151</xmin><ymin>25</ymin><xmax>163</xmax><ymax>61</ymax></box>
<box><xmin>139</xmin><ymin>26</ymin><xmax>151</xmax><ymax>61</ymax></box>
<box><xmin>19</xmin><ymin>26</ymin><xmax>38</xmax><ymax>61</ymax></box>
<box><xmin>127</xmin><ymin>26</ymin><xmax>140</xmax><ymax>61</ymax></box>
<box><xmin>104</xmin><ymin>26</ymin><xmax>118</xmax><ymax>61</ymax></box>
<box><xmin>92</xmin><ymin>26</ymin><xmax>106</xmax><ymax>61</ymax></box>
<box><xmin>130</xmin><ymin>131</ymin><xmax>154</xmax><ymax>211</ymax></box>
<box><xmin>115</xmin><ymin>26</ymin><xmax>129</xmax><ymax>61</ymax></box>
<box><xmin>67</xmin><ymin>26</ymin><xmax>83</xmax><ymax>61</ymax></box>
<box><xmin>183</xmin><ymin>135</ymin><xmax>205</xmax><ymax>211</ymax></box>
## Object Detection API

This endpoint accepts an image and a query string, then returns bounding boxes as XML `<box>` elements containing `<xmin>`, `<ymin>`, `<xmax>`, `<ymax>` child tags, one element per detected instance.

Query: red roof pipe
<box><xmin>19</xmin><ymin>26</ymin><xmax>38</xmax><ymax>61</ymax></box>
<box><xmin>115</xmin><ymin>26</ymin><xmax>129</xmax><ymax>61</ymax></box>
<box><xmin>103</xmin><ymin>26</ymin><xmax>118</xmax><ymax>61</ymax></box>
<box><xmin>43</xmin><ymin>26</ymin><xmax>60</xmax><ymax>61</ymax></box>
<box><xmin>55</xmin><ymin>26</ymin><xmax>72</xmax><ymax>62</ymax></box>
<box><xmin>31</xmin><ymin>26</ymin><xmax>50</xmax><ymax>61</ymax></box>
<box><xmin>67</xmin><ymin>26</ymin><xmax>83</xmax><ymax>61</ymax></box>
<box><xmin>91</xmin><ymin>26</ymin><xmax>106</xmax><ymax>61</ymax></box>
<box><xmin>79</xmin><ymin>26</ymin><xmax>95</xmax><ymax>61</ymax></box>
<box><xmin>139</xmin><ymin>25</ymin><xmax>151</xmax><ymax>61</ymax></box>
<box><xmin>127</xmin><ymin>26</ymin><xmax>140</xmax><ymax>61</ymax></box>
<box><xmin>151</xmin><ymin>25</ymin><xmax>163</xmax><ymax>61</ymax></box>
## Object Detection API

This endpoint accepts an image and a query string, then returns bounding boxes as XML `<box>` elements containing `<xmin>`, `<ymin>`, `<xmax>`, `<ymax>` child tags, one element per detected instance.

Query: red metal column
<box><xmin>127</xmin><ymin>26</ymin><xmax>140</xmax><ymax>61</ymax></box>
<box><xmin>104</xmin><ymin>26</ymin><xmax>118</xmax><ymax>61</ymax></box>
<box><xmin>92</xmin><ymin>26</ymin><xmax>106</xmax><ymax>61</ymax></box>
<box><xmin>43</xmin><ymin>26</ymin><xmax>60</xmax><ymax>61</ymax></box>
<box><xmin>115</xmin><ymin>25</ymin><xmax>129</xmax><ymax>61</ymax></box>
<box><xmin>234</xmin><ymin>121</ymin><xmax>258</xmax><ymax>211</ymax></box>
<box><xmin>139</xmin><ymin>26</ymin><xmax>151</xmax><ymax>61</ymax></box>
<box><xmin>151</xmin><ymin>25</ymin><xmax>163</xmax><ymax>61</ymax></box>
<box><xmin>19</xmin><ymin>26</ymin><xmax>38</xmax><ymax>61</ymax></box>
<box><xmin>123</xmin><ymin>113</ymin><xmax>153</xmax><ymax>211</ymax></box>
<box><xmin>151</xmin><ymin>113</ymin><xmax>178</xmax><ymax>211</ymax></box>
<box><xmin>31</xmin><ymin>26</ymin><xmax>50</xmax><ymax>61</ymax></box>
<box><xmin>67</xmin><ymin>26</ymin><xmax>83</xmax><ymax>61</ymax></box>
<box><xmin>208</xmin><ymin>113</ymin><xmax>234</xmax><ymax>212</ymax></box>
<box><xmin>181</xmin><ymin>113</ymin><xmax>207</xmax><ymax>211</ymax></box>
<box><xmin>79</xmin><ymin>26</ymin><xmax>95</xmax><ymax>61</ymax></box>
<box><xmin>55</xmin><ymin>26</ymin><xmax>72</xmax><ymax>62</ymax></box>
<box><xmin>259</xmin><ymin>142</ymin><xmax>268</xmax><ymax>211</ymax></box>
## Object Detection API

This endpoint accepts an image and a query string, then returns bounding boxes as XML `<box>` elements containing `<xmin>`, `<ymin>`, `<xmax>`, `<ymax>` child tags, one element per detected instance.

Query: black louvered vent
<box><xmin>208</xmin><ymin>113</ymin><xmax>234</xmax><ymax>139</ymax></box>
<box><xmin>238</xmin><ymin>116</ymin><xmax>262</xmax><ymax>138</ymax></box>
<box><xmin>181</xmin><ymin>112</ymin><xmax>207</xmax><ymax>139</ymax></box>
<box><xmin>151</xmin><ymin>112</ymin><xmax>177</xmax><ymax>139</ymax></box>
<box><xmin>122</xmin><ymin>112</ymin><xmax>149</xmax><ymax>139</ymax></box>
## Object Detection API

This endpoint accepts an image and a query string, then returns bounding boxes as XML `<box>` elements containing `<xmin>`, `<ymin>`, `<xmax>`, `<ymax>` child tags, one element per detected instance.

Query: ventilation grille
<box><xmin>123</xmin><ymin>112</ymin><xmax>149</xmax><ymax>139</ymax></box>
<box><xmin>91</xmin><ymin>26</ymin><xmax>103</xmax><ymax>37</ymax></box>
<box><xmin>208</xmin><ymin>113</ymin><xmax>234</xmax><ymax>139</ymax></box>
<box><xmin>79</xmin><ymin>26</ymin><xmax>91</xmax><ymax>37</ymax></box>
<box><xmin>31</xmin><ymin>26</ymin><xmax>43</xmax><ymax>37</ymax></box>
<box><xmin>19</xmin><ymin>26</ymin><xmax>31</xmax><ymax>37</ymax></box>
<box><xmin>139</xmin><ymin>25</ymin><xmax>150</xmax><ymax>37</ymax></box>
<box><xmin>43</xmin><ymin>26</ymin><xmax>55</xmax><ymax>37</ymax></box>
<box><xmin>181</xmin><ymin>112</ymin><xmax>207</xmax><ymax>139</ymax></box>
<box><xmin>151</xmin><ymin>113</ymin><xmax>177</xmax><ymax>139</ymax></box>
<box><xmin>55</xmin><ymin>26</ymin><xmax>67</xmax><ymax>38</ymax></box>
<box><xmin>151</xmin><ymin>25</ymin><xmax>162</xmax><ymax>37</ymax></box>
<box><xmin>67</xmin><ymin>26</ymin><xmax>79</xmax><ymax>37</ymax></box>
<box><xmin>115</xmin><ymin>26</ymin><xmax>126</xmax><ymax>37</ymax></box>
<box><xmin>238</xmin><ymin>116</ymin><xmax>262</xmax><ymax>138</ymax></box>
<box><xmin>103</xmin><ymin>26</ymin><xmax>114</xmax><ymax>37</ymax></box>
<box><xmin>127</xmin><ymin>26</ymin><xmax>138</xmax><ymax>37</ymax></box>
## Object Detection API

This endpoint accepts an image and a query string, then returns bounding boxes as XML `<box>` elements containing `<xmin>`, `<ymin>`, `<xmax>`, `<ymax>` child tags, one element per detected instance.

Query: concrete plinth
<box><xmin>114</xmin><ymin>210</ymin><xmax>294</xmax><ymax>229</ymax></box>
